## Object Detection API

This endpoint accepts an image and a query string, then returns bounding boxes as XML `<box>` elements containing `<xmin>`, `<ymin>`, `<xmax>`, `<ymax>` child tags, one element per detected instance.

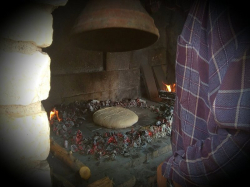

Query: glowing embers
<box><xmin>48</xmin><ymin>99</ymin><xmax>174</xmax><ymax>161</ymax></box>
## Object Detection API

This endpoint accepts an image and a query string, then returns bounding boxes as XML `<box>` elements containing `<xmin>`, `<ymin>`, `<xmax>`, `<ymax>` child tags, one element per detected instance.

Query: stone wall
<box><xmin>0</xmin><ymin>0</ymin><xmax>189</xmax><ymax>185</ymax></box>
<box><xmin>0</xmin><ymin>0</ymin><xmax>68</xmax><ymax>186</ymax></box>
<box><xmin>42</xmin><ymin>49</ymin><xmax>141</xmax><ymax>112</ymax></box>
<box><xmin>42</xmin><ymin>0</ymin><xmax>142</xmax><ymax>112</ymax></box>
<box><xmin>41</xmin><ymin>0</ymin><xmax>188</xmax><ymax>111</ymax></box>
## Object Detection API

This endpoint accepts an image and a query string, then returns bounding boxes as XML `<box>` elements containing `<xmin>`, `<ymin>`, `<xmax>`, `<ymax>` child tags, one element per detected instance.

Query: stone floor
<box><xmin>47</xmin><ymin>99</ymin><xmax>173</xmax><ymax>187</ymax></box>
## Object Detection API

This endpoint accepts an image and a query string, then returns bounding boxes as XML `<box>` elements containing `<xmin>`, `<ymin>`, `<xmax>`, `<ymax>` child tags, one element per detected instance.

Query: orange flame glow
<box><xmin>50</xmin><ymin>108</ymin><xmax>61</xmax><ymax>122</ymax></box>
<box><xmin>166</xmin><ymin>85</ymin><xmax>171</xmax><ymax>92</ymax></box>
<box><xmin>172</xmin><ymin>83</ymin><xmax>176</xmax><ymax>92</ymax></box>
<box><xmin>162</xmin><ymin>82</ymin><xmax>176</xmax><ymax>92</ymax></box>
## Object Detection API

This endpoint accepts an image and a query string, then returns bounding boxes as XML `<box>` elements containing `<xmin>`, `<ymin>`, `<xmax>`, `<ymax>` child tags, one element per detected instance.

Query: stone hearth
<box><xmin>48</xmin><ymin>98</ymin><xmax>173</xmax><ymax>186</ymax></box>
<box><xmin>0</xmin><ymin>0</ymin><xmax>188</xmax><ymax>186</ymax></box>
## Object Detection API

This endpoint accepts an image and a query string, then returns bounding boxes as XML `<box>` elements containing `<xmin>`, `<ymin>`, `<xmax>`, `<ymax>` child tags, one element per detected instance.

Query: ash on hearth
<box><xmin>49</xmin><ymin>98</ymin><xmax>174</xmax><ymax>161</ymax></box>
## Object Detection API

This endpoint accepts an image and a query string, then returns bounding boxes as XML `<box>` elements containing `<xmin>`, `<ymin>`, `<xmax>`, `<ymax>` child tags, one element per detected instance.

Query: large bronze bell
<box><xmin>70</xmin><ymin>0</ymin><xmax>159</xmax><ymax>52</ymax></box>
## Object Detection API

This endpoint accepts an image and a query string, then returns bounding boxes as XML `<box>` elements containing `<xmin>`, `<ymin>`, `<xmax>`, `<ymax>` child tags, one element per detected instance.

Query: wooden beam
<box><xmin>140</xmin><ymin>60</ymin><xmax>160</xmax><ymax>102</ymax></box>
<box><xmin>50</xmin><ymin>138</ymin><xmax>91</xmax><ymax>180</ymax></box>
<box><xmin>153</xmin><ymin>65</ymin><xmax>167</xmax><ymax>90</ymax></box>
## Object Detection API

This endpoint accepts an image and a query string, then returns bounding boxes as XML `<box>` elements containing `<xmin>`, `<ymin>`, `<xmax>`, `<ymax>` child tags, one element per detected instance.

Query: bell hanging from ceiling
<box><xmin>70</xmin><ymin>0</ymin><xmax>159</xmax><ymax>52</ymax></box>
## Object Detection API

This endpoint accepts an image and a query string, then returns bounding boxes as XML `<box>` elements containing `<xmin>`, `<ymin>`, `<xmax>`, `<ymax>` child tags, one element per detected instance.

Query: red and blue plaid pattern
<box><xmin>162</xmin><ymin>0</ymin><xmax>250</xmax><ymax>186</ymax></box>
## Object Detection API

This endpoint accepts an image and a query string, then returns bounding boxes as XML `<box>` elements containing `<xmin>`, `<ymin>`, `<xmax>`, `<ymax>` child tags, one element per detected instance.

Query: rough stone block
<box><xmin>148</xmin><ymin>47</ymin><xmax>167</xmax><ymax>66</ymax></box>
<box><xmin>1</xmin><ymin>4</ymin><xmax>53</xmax><ymax>47</ymax></box>
<box><xmin>129</xmin><ymin>87</ymin><xmax>139</xmax><ymax>99</ymax></box>
<box><xmin>118</xmin><ymin>71</ymin><xmax>131</xmax><ymax>89</ymax></box>
<box><xmin>108</xmin><ymin>71</ymin><xmax>120</xmax><ymax>90</ymax></box>
<box><xmin>106</xmin><ymin>52</ymin><xmax>131</xmax><ymax>71</ymax></box>
<box><xmin>131</xmin><ymin>48</ymin><xmax>149</xmax><ymax>66</ymax></box>
<box><xmin>0</xmin><ymin>38</ymin><xmax>41</xmax><ymax>55</ymax></box>
<box><xmin>0</xmin><ymin>101</ymin><xmax>43</xmax><ymax>117</ymax></box>
<box><xmin>62</xmin><ymin>72</ymin><xmax>109</xmax><ymax>98</ymax></box>
<box><xmin>45</xmin><ymin>68</ymin><xmax>140</xmax><ymax>107</ymax></box>
<box><xmin>60</xmin><ymin>69</ymin><xmax>140</xmax><ymax>99</ymax></box>
<box><xmin>128</xmin><ymin>69</ymin><xmax>140</xmax><ymax>88</ymax></box>
<box><xmin>0</xmin><ymin>50</ymin><xmax>51</xmax><ymax>105</ymax></box>
<box><xmin>130</xmin><ymin>51</ymin><xmax>141</xmax><ymax>69</ymax></box>
<box><xmin>112</xmin><ymin>87</ymin><xmax>139</xmax><ymax>101</ymax></box>
<box><xmin>50</xmin><ymin>49</ymin><xmax>103</xmax><ymax>75</ymax></box>
<box><xmin>0</xmin><ymin>110</ymin><xmax>50</xmax><ymax>162</ymax></box>
<box><xmin>118</xmin><ymin>69</ymin><xmax>140</xmax><ymax>90</ymax></box>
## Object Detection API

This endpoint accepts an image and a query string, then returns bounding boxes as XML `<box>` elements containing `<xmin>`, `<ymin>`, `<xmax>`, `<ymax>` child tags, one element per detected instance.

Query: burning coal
<box><xmin>49</xmin><ymin>98</ymin><xmax>174</xmax><ymax>162</ymax></box>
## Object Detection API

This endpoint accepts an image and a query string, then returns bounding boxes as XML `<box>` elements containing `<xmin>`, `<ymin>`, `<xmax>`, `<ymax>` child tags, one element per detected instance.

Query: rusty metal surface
<box><xmin>70</xmin><ymin>0</ymin><xmax>159</xmax><ymax>52</ymax></box>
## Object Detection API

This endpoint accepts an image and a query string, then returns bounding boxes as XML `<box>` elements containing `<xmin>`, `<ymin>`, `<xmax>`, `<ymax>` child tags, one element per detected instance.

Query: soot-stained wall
<box><xmin>42</xmin><ymin>0</ymin><xmax>189</xmax><ymax>112</ymax></box>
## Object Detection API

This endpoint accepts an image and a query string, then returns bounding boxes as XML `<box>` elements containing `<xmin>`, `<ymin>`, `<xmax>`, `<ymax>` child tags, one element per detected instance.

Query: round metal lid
<box><xmin>70</xmin><ymin>0</ymin><xmax>159</xmax><ymax>52</ymax></box>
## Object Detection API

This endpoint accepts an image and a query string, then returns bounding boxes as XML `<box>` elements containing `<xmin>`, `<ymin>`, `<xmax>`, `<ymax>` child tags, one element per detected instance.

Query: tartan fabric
<box><xmin>162</xmin><ymin>1</ymin><xmax>250</xmax><ymax>186</ymax></box>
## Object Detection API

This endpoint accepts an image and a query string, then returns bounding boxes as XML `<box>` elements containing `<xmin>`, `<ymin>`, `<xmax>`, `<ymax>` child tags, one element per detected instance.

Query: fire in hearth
<box><xmin>50</xmin><ymin>107</ymin><xmax>61</xmax><ymax>123</ymax></box>
<box><xmin>159</xmin><ymin>83</ymin><xmax>176</xmax><ymax>100</ymax></box>
<box><xmin>162</xmin><ymin>82</ymin><xmax>176</xmax><ymax>92</ymax></box>
<box><xmin>48</xmin><ymin>99</ymin><xmax>174</xmax><ymax>161</ymax></box>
